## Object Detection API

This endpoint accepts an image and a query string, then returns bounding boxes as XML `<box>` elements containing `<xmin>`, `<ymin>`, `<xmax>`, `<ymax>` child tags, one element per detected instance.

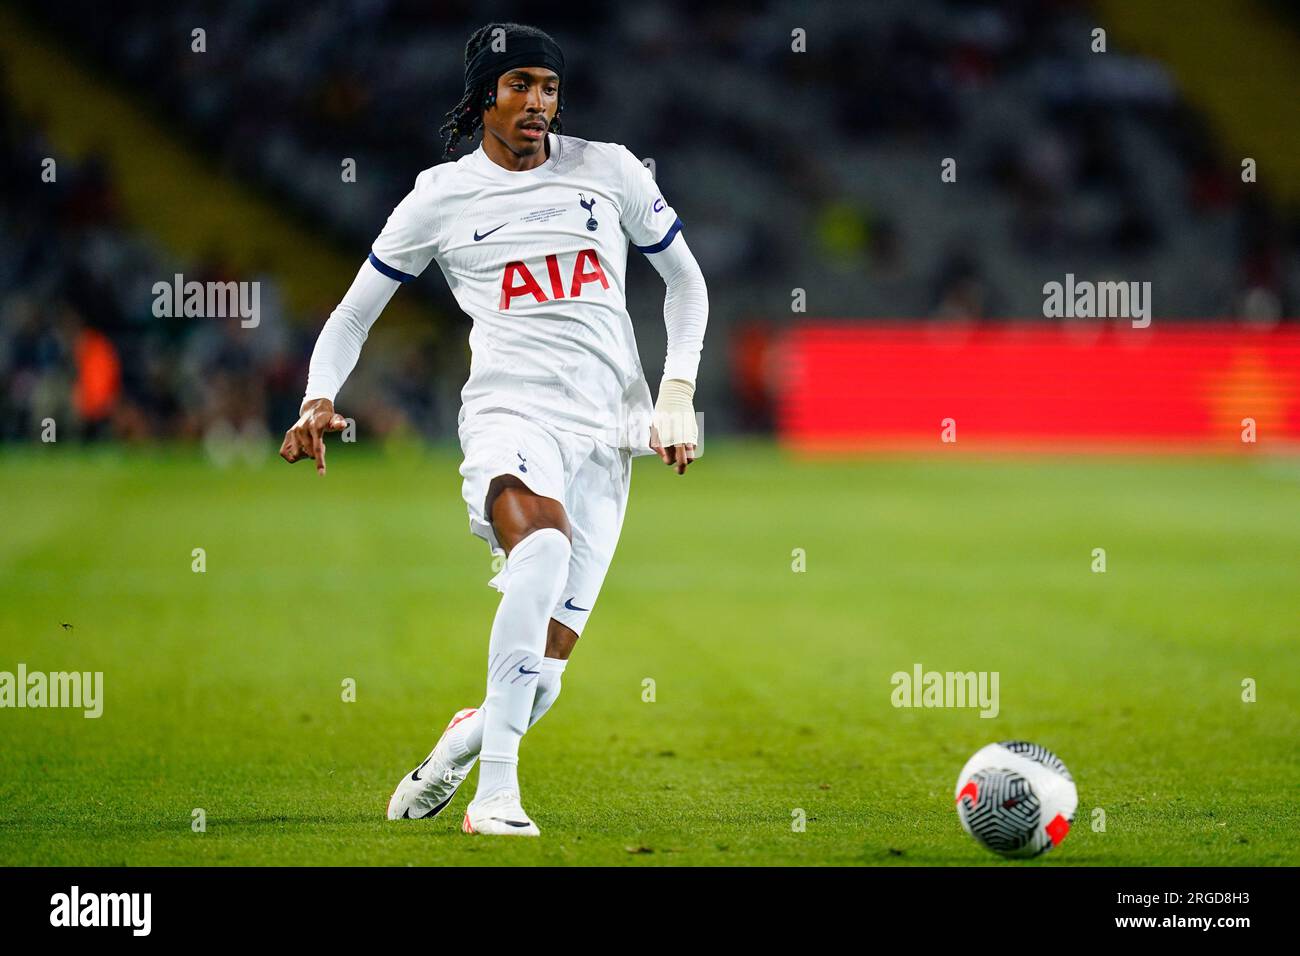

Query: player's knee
<box><xmin>515</xmin><ymin>525</ymin><xmax>570</xmax><ymax>556</ymax></box>
<box><xmin>490</xmin><ymin>479</ymin><xmax>573</xmax><ymax>551</ymax></box>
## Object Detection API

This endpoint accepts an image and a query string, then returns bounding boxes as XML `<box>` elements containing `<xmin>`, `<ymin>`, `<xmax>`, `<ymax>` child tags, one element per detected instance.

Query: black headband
<box><xmin>465</xmin><ymin>34</ymin><xmax>565</xmax><ymax>95</ymax></box>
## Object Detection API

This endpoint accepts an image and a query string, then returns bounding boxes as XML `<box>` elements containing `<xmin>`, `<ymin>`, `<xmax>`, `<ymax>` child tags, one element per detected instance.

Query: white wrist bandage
<box><xmin>653</xmin><ymin>377</ymin><xmax>698</xmax><ymax>448</ymax></box>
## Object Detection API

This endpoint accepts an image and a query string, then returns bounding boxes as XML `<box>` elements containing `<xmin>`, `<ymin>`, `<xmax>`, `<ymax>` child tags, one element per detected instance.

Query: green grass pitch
<box><xmin>1</xmin><ymin>442</ymin><xmax>1297</xmax><ymax>866</ymax></box>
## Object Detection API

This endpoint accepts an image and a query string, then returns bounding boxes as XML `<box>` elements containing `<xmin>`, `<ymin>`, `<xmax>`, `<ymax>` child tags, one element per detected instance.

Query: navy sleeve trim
<box><xmin>368</xmin><ymin>251</ymin><xmax>416</xmax><ymax>282</ymax></box>
<box><xmin>632</xmin><ymin>217</ymin><xmax>684</xmax><ymax>254</ymax></box>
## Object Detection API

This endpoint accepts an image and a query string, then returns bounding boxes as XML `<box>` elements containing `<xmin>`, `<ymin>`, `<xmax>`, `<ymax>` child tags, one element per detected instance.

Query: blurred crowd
<box><xmin>0</xmin><ymin>74</ymin><xmax>311</xmax><ymax>444</ymax></box>
<box><xmin>3</xmin><ymin>0</ymin><xmax>1298</xmax><ymax>444</ymax></box>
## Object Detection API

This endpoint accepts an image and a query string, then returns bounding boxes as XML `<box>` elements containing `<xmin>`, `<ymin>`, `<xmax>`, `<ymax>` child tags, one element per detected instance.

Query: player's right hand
<box><xmin>279</xmin><ymin>397</ymin><xmax>348</xmax><ymax>476</ymax></box>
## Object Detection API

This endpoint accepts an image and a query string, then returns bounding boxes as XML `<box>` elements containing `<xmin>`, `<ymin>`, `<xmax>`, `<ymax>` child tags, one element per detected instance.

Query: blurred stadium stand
<box><xmin>2</xmin><ymin>0</ymin><xmax>1298</xmax><ymax>447</ymax></box>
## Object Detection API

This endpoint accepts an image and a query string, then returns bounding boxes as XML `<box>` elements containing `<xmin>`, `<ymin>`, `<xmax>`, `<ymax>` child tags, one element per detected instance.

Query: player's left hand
<box><xmin>651</xmin><ymin>378</ymin><xmax>698</xmax><ymax>476</ymax></box>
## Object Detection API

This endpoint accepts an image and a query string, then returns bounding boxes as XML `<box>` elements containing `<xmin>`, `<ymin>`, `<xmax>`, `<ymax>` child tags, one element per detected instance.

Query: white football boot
<box><xmin>387</xmin><ymin>708</ymin><xmax>479</xmax><ymax>820</ymax></box>
<box><xmin>461</xmin><ymin>789</ymin><xmax>540</xmax><ymax>836</ymax></box>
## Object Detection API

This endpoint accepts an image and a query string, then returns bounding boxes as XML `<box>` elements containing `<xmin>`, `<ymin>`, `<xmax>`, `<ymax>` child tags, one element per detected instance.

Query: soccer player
<box><xmin>278</xmin><ymin>22</ymin><xmax>707</xmax><ymax>836</ymax></box>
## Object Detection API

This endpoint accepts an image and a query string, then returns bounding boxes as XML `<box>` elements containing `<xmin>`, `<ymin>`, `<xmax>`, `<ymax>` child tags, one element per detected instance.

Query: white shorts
<box><xmin>458</xmin><ymin>409</ymin><xmax>632</xmax><ymax>638</ymax></box>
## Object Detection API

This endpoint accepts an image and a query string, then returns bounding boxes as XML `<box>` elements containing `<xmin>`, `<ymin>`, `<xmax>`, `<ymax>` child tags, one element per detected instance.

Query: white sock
<box><xmin>529</xmin><ymin>657</ymin><xmax>568</xmax><ymax>726</ymax></box>
<box><xmin>474</xmin><ymin>528</ymin><xmax>571</xmax><ymax>801</ymax></box>
<box><xmin>448</xmin><ymin>657</ymin><xmax>568</xmax><ymax>760</ymax></box>
<box><xmin>476</xmin><ymin>758</ymin><xmax>516</xmax><ymax>798</ymax></box>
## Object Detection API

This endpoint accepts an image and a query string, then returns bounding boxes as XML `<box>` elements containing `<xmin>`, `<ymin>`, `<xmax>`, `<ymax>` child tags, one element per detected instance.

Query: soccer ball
<box><xmin>954</xmin><ymin>741</ymin><xmax>1077</xmax><ymax>858</ymax></box>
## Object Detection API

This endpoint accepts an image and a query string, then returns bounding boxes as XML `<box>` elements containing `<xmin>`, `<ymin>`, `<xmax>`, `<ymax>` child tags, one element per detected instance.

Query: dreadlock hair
<box><xmin>439</xmin><ymin>23</ymin><xmax>565</xmax><ymax>157</ymax></box>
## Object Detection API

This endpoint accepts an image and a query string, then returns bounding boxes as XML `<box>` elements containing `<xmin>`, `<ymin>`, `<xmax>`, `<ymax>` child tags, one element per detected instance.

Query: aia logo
<box><xmin>499</xmin><ymin>249</ymin><xmax>609</xmax><ymax>310</ymax></box>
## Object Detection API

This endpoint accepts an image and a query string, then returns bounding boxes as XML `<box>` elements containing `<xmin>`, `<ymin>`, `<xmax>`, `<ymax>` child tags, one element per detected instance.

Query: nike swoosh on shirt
<box><xmin>564</xmin><ymin>598</ymin><xmax>590</xmax><ymax>612</ymax></box>
<box><xmin>473</xmin><ymin>223</ymin><xmax>508</xmax><ymax>241</ymax></box>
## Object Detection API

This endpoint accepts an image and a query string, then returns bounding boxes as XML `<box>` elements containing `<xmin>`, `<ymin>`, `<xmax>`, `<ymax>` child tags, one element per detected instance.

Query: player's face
<box><xmin>483</xmin><ymin>68</ymin><xmax>559</xmax><ymax>157</ymax></box>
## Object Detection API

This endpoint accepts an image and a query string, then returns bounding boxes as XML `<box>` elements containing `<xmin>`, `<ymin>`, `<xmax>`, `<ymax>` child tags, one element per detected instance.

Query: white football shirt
<box><xmin>369</xmin><ymin>132</ymin><xmax>682</xmax><ymax>455</ymax></box>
